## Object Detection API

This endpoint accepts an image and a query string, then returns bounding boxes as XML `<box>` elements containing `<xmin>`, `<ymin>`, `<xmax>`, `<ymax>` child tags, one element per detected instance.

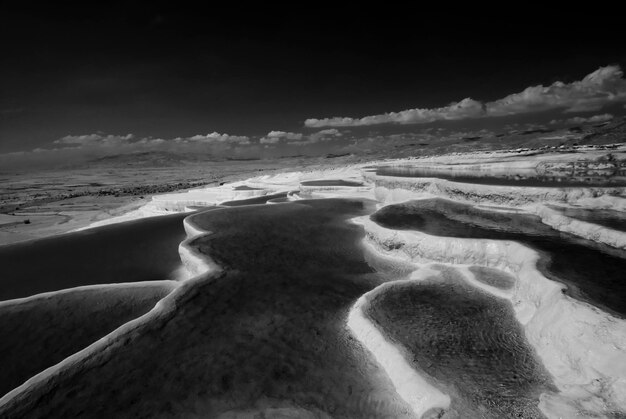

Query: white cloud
<box><xmin>316</xmin><ymin>128</ymin><xmax>342</xmax><ymax>136</ymax></box>
<box><xmin>54</xmin><ymin>131</ymin><xmax>251</xmax><ymax>148</ymax></box>
<box><xmin>267</xmin><ymin>131</ymin><xmax>303</xmax><ymax>140</ymax></box>
<box><xmin>551</xmin><ymin>113</ymin><xmax>614</xmax><ymax>125</ymax></box>
<box><xmin>260</xmin><ymin>136</ymin><xmax>281</xmax><ymax>144</ymax></box>
<box><xmin>3</xmin><ymin>130</ymin><xmax>263</xmax><ymax>171</ymax></box>
<box><xmin>580</xmin><ymin>113</ymin><xmax>614</xmax><ymax>123</ymax></box>
<box><xmin>187</xmin><ymin>132</ymin><xmax>250</xmax><ymax>144</ymax></box>
<box><xmin>138</xmin><ymin>137</ymin><xmax>166</xmax><ymax>145</ymax></box>
<box><xmin>54</xmin><ymin>133</ymin><xmax>135</xmax><ymax>146</ymax></box>
<box><xmin>260</xmin><ymin>130</ymin><xmax>303</xmax><ymax>144</ymax></box>
<box><xmin>304</xmin><ymin>128</ymin><xmax>344</xmax><ymax>144</ymax></box>
<box><xmin>487</xmin><ymin>66</ymin><xmax>626</xmax><ymax>115</ymax></box>
<box><xmin>267</xmin><ymin>128</ymin><xmax>346</xmax><ymax>146</ymax></box>
<box><xmin>305</xmin><ymin>65</ymin><xmax>626</xmax><ymax>127</ymax></box>
<box><xmin>305</xmin><ymin>97</ymin><xmax>485</xmax><ymax>127</ymax></box>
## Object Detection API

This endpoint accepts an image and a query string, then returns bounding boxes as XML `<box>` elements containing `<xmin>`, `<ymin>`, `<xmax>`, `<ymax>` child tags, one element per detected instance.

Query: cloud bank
<box><xmin>1</xmin><ymin>126</ymin><xmax>359</xmax><ymax>171</ymax></box>
<box><xmin>54</xmin><ymin>133</ymin><xmax>136</xmax><ymax>146</ymax></box>
<box><xmin>259</xmin><ymin>131</ymin><xmax>304</xmax><ymax>144</ymax></box>
<box><xmin>305</xmin><ymin>98</ymin><xmax>486</xmax><ymax>128</ymax></box>
<box><xmin>550</xmin><ymin>113</ymin><xmax>614</xmax><ymax>125</ymax></box>
<box><xmin>0</xmin><ymin>130</ymin><xmax>260</xmax><ymax>170</ymax></box>
<box><xmin>185</xmin><ymin>132</ymin><xmax>250</xmax><ymax>144</ymax></box>
<box><xmin>54</xmin><ymin>131</ymin><xmax>251</xmax><ymax>148</ymax></box>
<box><xmin>305</xmin><ymin>65</ymin><xmax>626</xmax><ymax>127</ymax></box>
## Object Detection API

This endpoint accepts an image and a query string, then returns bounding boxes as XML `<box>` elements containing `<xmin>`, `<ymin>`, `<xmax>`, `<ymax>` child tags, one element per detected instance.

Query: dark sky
<box><xmin>1</xmin><ymin>2</ymin><xmax>625</xmax><ymax>154</ymax></box>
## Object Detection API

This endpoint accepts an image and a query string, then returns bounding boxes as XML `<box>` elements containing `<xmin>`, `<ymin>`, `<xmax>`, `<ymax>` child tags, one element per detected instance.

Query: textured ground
<box><xmin>1</xmin><ymin>147</ymin><xmax>625</xmax><ymax>418</ymax></box>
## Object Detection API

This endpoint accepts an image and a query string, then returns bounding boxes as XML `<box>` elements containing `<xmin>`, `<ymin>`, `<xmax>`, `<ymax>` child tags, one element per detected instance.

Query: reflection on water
<box><xmin>366</xmin><ymin>266</ymin><xmax>554</xmax><ymax>418</ymax></box>
<box><xmin>374</xmin><ymin>166</ymin><xmax>626</xmax><ymax>187</ymax></box>
<box><xmin>548</xmin><ymin>205</ymin><xmax>626</xmax><ymax>232</ymax></box>
<box><xmin>221</xmin><ymin>192</ymin><xmax>289</xmax><ymax>206</ymax></box>
<box><xmin>232</xmin><ymin>185</ymin><xmax>263</xmax><ymax>191</ymax></box>
<box><xmin>266</xmin><ymin>197</ymin><xmax>291</xmax><ymax>203</ymax></box>
<box><xmin>300</xmin><ymin>180</ymin><xmax>364</xmax><ymax>187</ymax></box>
<box><xmin>0</xmin><ymin>213</ymin><xmax>187</xmax><ymax>301</ymax></box>
<box><xmin>372</xmin><ymin>199</ymin><xmax>626</xmax><ymax>316</ymax></box>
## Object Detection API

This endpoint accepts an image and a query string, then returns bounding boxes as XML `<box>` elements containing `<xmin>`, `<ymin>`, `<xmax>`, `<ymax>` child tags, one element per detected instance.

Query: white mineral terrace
<box><xmin>11</xmin><ymin>147</ymin><xmax>625</xmax><ymax>418</ymax></box>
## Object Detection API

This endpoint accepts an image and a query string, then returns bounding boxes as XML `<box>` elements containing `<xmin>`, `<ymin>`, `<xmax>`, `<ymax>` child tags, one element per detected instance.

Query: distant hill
<box><xmin>84</xmin><ymin>151</ymin><xmax>210</xmax><ymax>168</ymax></box>
<box><xmin>366</xmin><ymin>116</ymin><xmax>626</xmax><ymax>160</ymax></box>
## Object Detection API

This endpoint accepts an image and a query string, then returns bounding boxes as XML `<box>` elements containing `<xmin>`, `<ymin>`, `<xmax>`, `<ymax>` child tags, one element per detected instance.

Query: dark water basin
<box><xmin>374</xmin><ymin>166</ymin><xmax>626</xmax><ymax>187</ymax></box>
<box><xmin>0</xmin><ymin>282</ymin><xmax>173</xmax><ymax>397</ymax></box>
<box><xmin>547</xmin><ymin>205</ymin><xmax>626</xmax><ymax>232</ymax></box>
<box><xmin>0</xmin><ymin>199</ymin><xmax>420</xmax><ymax>419</ymax></box>
<box><xmin>366</xmin><ymin>266</ymin><xmax>554</xmax><ymax>418</ymax></box>
<box><xmin>300</xmin><ymin>180</ymin><xmax>364</xmax><ymax>187</ymax></box>
<box><xmin>372</xmin><ymin>198</ymin><xmax>626</xmax><ymax>317</ymax></box>
<box><xmin>220</xmin><ymin>192</ymin><xmax>289</xmax><ymax>206</ymax></box>
<box><xmin>266</xmin><ymin>197</ymin><xmax>291</xmax><ymax>203</ymax></box>
<box><xmin>0</xmin><ymin>213</ymin><xmax>187</xmax><ymax>301</ymax></box>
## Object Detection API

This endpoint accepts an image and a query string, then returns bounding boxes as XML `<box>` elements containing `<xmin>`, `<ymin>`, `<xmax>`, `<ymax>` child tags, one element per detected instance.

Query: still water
<box><xmin>374</xmin><ymin>166</ymin><xmax>626</xmax><ymax>187</ymax></box>
<box><xmin>0</xmin><ymin>213</ymin><xmax>187</xmax><ymax>301</ymax></box>
<box><xmin>372</xmin><ymin>199</ymin><xmax>626</xmax><ymax>316</ymax></box>
<box><xmin>366</xmin><ymin>266</ymin><xmax>554</xmax><ymax>418</ymax></box>
<box><xmin>547</xmin><ymin>204</ymin><xmax>626</xmax><ymax>232</ymax></box>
